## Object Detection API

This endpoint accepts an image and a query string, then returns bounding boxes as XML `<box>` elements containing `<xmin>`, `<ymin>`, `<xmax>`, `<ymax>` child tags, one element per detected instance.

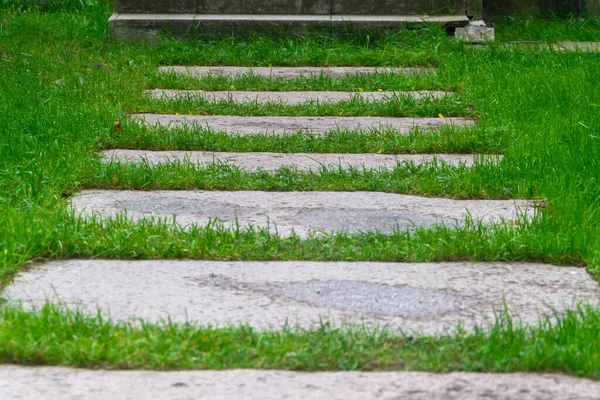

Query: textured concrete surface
<box><xmin>109</xmin><ymin>14</ymin><xmax>470</xmax><ymax>41</ymax></box>
<box><xmin>5</xmin><ymin>367</ymin><xmax>600</xmax><ymax>400</ymax></box>
<box><xmin>115</xmin><ymin>0</ymin><xmax>468</xmax><ymax>15</ymax></box>
<box><xmin>455</xmin><ymin>21</ymin><xmax>495</xmax><ymax>44</ymax></box>
<box><xmin>558</xmin><ymin>41</ymin><xmax>600</xmax><ymax>52</ymax></box>
<box><xmin>158</xmin><ymin>66</ymin><xmax>435</xmax><ymax>79</ymax></box>
<box><xmin>4</xmin><ymin>260</ymin><xmax>597</xmax><ymax>333</ymax></box>
<box><xmin>133</xmin><ymin>114</ymin><xmax>474</xmax><ymax>136</ymax></box>
<box><xmin>70</xmin><ymin>190</ymin><xmax>530</xmax><ymax>237</ymax></box>
<box><xmin>102</xmin><ymin>150</ymin><xmax>487</xmax><ymax>171</ymax></box>
<box><xmin>147</xmin><ymin>89</ymin><xmax>448</xmax><ymax>103</ymax></box>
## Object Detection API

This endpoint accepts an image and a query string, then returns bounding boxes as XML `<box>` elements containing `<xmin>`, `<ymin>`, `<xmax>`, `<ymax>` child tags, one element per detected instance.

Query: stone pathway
<box><xmin>102</xmin><ymin>150</ymin><xmax>485</xmax><ymax>170</ymax></box>
<box><xmin>5</xmin><ymin>260</ymin><xmax>597</xmax><ymax>334</ymax></box>
<box><xmin>3</xmin><ymin>64</ymin><xmax>599</xmax><ymax>395</ymax></box>
<box><xmin>133</xmin><ymin>114</ymin><xmax>473</xmax><ymax>135</ymax></box>
<box><xmin>147</xmin><ymin>89</ymin><xmax>449</xmax><ymax>103</ymax></box>
<box><xmin>158</xmin><ymin>66</ymin><xmax>435</xmax><ymax>79</ymax></box>
<box><xmin>71</xmin><ymin>190</ymin><xmax>530</xmax><ymax>237</ymax></box>
<box><xmin>4</xmin><ymin>366</ymin><xmax>600</xmax><ymax>400</ymax></box>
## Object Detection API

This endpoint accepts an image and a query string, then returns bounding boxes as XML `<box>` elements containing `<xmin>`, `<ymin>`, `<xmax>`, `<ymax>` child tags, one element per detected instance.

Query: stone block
<box><xmin>331</xmin><ymin>0</ymin><xmax>466</xmax><ymax>15</ymax></box>
<box><xmin>197</xmin><ymin>0</ymin><xmax>330</xmax><ymax>15</ymax></box>
<box><xmin>455</xmin><ymin>20</ymin><xmax>494</xmax><ymax>43</ymax></box>
<box><xmin>115</xmin><ymin>0</ymin><xmax>196</xmax><ymax>14</ymax></box>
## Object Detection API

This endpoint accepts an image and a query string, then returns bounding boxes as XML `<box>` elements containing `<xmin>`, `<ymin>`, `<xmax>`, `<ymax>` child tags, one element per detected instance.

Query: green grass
<box><xmin>1</xmin><ymin>1</ymin><xmax>600</xmax><ymax>374</ymax></box>
<box><xmin>105</xmin><ymin>125</ymin><xmax>502</xmax><ymax>154</ymax></box>
<box><xmin>1</xmin><ymin>303</ymin><xmax>599</xmax><ymax>379</ymax></box>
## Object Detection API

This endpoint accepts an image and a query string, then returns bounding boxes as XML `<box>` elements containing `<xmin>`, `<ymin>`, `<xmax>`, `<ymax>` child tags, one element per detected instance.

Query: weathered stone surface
<box><xmin>115</xmin><ymin>0</ymin><xmax>468</xmax><ymax>16</ymax></box>
<box><xmin>115</xmin><ymin>0</ymin><xmax>196</xmax><ymax>14</ymax></box>
<box><xmin>558</xmin><ymin>41</ymin><xmax>600</xmax><ymax>52</ymax></box>
<box><xmin>147</xmin><ymin>89</ymin><xmax>448</xmax><ymax>103</ymax></box>
<box><xmin>133</xmin><ymin>114</ymin><xmax>474</xmax><ymax>135</ymax></box>
<box><xmin>4</xmin><ymin>260</ymin><xmax>597</xmax><ymax>333</ymax></box>
<box><xmin>70</xmin><ymin>190</ymin><xmax>529</xmax><ymax>237</ymax></box>
<box><xmin>102</xmin><ymin>150</ymin><xmax>488</xmax><ymax>171</ymax></box>
<box><xmin>158</xmin><ymin>66</ymin><xmax>435</xmax><ymax>79</ymax></box>
<box><xmin>5</xmin><ymin>366</ymin><xmax>600</xmax><ymax>400</ymax></box>
<box><xmin>455</xmin><ymin>21</ymin><xmax>495</xmax><ymax>43</ymax></box>
<box><xmin>109</xmin><ymin>14</ymin><xmax>470</xmax><ymax>40</ymax></box>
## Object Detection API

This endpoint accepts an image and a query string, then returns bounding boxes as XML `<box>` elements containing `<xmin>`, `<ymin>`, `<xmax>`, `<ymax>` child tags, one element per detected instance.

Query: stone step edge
<box><xmin>101</xmin><ymin>150</ymin><xmax>501</xmax><ymax>170</ymax></box>
<box><xmin>110</xmin><ymin>13</ymin><xmax>470</xmax><ymax>24</ymax></box>
<box><xmin>145</xmin><ymin>89</ymin><xmax>450</xmax><ymax>103</ymax></box>
<box><xmin>2</xmin><ymin>366</ymin><xmax>599</xmax><ymax>399</ymax></box>
<box><xmin>70</xmin><ymin>190</ymin><xmax>534</xmax><ymax>239</ymax></box>
<box><xmin>157</xmin><ymin>66</ymin><xmax>436</xmax><ymax>78</ymax></box>
<box><xmin>130</xmin><ymin>114</ymin><xmax>475</xmax><ymax>136</ymax></box>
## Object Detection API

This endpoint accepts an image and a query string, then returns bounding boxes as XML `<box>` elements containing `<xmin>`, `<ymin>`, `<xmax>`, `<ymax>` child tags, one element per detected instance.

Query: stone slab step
<box><xmin>71</xmin><ymin>190</ymin><xmax>530</xmax><ymax>238</ymax></box>
<box><xmin>102</xmin><ymin>150</ymin><xmax>487</xmax><ymax>171</ymax></box>
<box><xmin>158</xmin><ymin>66</ymin><xmax>435</xmax><ymax>79</ymax></box>
<box><xmin>3</xmin><ymin>367</ymin><xmax>600</xmax><ymax>400</ymax></box>
<box><xmin>4</xmin><ymin>260</ymin><xmax>597</xmax><ymax>334</ymax></box>
<box><xmin>109</xmin><ymin>14</ymin><xmax>470</xmax><ymax>41</ymax></box>
<box><xmin>133</xmin><ymin>114</ymin><xmax>474</xmax><ymax>136</ymax></box>
<box><xmin>147</xmin><ymin>89</ymin><xmax>448</xmax><ymax>104</ymax></box>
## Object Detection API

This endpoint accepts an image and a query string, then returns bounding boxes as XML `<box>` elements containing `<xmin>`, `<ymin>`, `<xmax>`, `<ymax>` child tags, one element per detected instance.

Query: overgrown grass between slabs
<box><xmin>104</xmin><ymin>125</ymin><xmax>502</xmax><ymax>154</ymax></box>
<box><xmin>132</xmin><ymin>94</ymin><xmax>471</xmax><ymax>118</ymax></box>
<box><xmin>84</xmin><ymin>159</ymin><xmax>519</xmax><ymax>199</ymax></box>
<box><xmin>1</xmin><ymin>303</ymin><xmax>599</xmax><ymax>379</ymax></box>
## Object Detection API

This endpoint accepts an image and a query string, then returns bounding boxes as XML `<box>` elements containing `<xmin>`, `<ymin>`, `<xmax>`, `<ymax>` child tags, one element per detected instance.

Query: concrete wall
<box><xmin>113</xmin><ymin>0</ymin><xmax>594</xmax><ymax>18</ymax></box>
<box><xmin>114</xmin><ymin>0</ymin><xmax>473</xmax><ymax>15</ymax></box>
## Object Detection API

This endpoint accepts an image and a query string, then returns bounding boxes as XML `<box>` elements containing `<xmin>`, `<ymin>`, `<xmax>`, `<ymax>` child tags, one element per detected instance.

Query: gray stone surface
<box><xmin>133</xmin><ymin>114</ymin><xmax>474</xmax><ymax>136</ymax></box>
<box><xmin>5</xmin><ymin>367</ymin><xmax>600</xmax><ymax>400</ymax></box>
<box><xmin>6</xmin><ymin>367</ymin><xmax>600</xmax><ymax>400</ymax></box>
<box><xmin>158</xmin><ymin>66</ymin><xmax>435</xmax><ymax>79</ymax></box>
<box><xmin>108</xmin><ymin>14</ymin><xmax>470</xmax><ymax>41</ymax></box>
<box><xmin>147</xmin><ymin>89</ymin><xmax>448</xmax><ymax>103</ymax></box>
<box><xmin>3</xmin><ymin>260</ymin><xmax>597</xmax><ymax>333</ymax></box>
<box><xmin>455</xmin><ymin>21</ymin><xmax>495</xmax><ymax>44</ymax></box>
<box><xmin>115</xmin><ymin>0</ymin><xmax>468</xmax><ymax>16</ymax></box>
<box><xmin>102</xmin><ymin>150</ymin><xmax>487</xmax><ymax>171</ymax></box>
<box><xmin>558</xmin><ymin>41</ymin><xmax>600</xmax><ymax>52</ymax></box>
<box><xmin>70</xmin><ymin>190</ymin><xmax>530</xmax><ymax>237</ymax></box>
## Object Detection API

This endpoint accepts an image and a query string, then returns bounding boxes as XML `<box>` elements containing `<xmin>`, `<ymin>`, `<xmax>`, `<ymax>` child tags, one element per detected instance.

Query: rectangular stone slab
<box><xmin>109</xmin><ymin>14</ymin><xmax>470</xmax><ymax>41</ymax></box>
<box><xmin>133</xmin><ymin>114</ymin><xmax>474</xmax><ymax>136</ymax></box>
<box><xmin>4</xmin><ymin>260</ymin><xmax>597</xmax><ymax>334</ymax></box>
<box><xmin>147</xmin><ymin>89</ymin><xmax>448</xmax><ymax>103</ymax></box>
<box><xmin>102</xmin><ymin>150</ymin><xmax>489</xmax><ymax>171</ymax></box>
<box><xmin>3</xmin><ymin>368</ymin><xmax>600</xmax><ymax>400</ymax></box>
<box><xmin>70</xmin><ymin>190</ymin><xmax>530</xmax><ymax>237</ymax></box>
<box><xmin>158</xmin><ymin>66</ymin><xmax>436</xmax><ymax>79</ymax></box>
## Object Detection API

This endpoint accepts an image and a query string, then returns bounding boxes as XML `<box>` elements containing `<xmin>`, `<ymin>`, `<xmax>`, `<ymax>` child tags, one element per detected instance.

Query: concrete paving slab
<box><xmin>3</xmin><ymin>260</ymin><xmax>597</xmax><ymax>333</ymax></box>
<box><xmin>70</xmin><ymin>190</ymin><xmax>530</xmax><ymax>237</ymax></box>
<box><xmin>132</xmin><ymin>114</ymin><xmax>474</xmax><ymax>136</ymax></box>
<box><xmin>2</xmin><ymin>367</ymin><xmax>600</xmax><ymax>400</ymax></box>
<box><xmin>147</xmin><ymin>89</ymin><xmax>448</xmax><ymax>104</ymax></box>
<box><xmin>558</xmin><ymin>41</ymin><xmax>600</xmax><ymax>52</ymax></box>
<box><xmin>158</xmin><ymin>65</ymin><xmax>436</xmax><ymax>79</ymax></box>
<box><xmin>102</xmin><ymin>150</ymin><xmax>489</xmax><ymax>171</ymax></box>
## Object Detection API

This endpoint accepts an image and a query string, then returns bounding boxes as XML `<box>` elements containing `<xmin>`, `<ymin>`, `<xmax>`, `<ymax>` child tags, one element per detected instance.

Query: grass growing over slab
<box><xmin>1</xmin><ymin>303</ymin><xmax>599</xmax><ymax>379</ymax></box>
<box><xmin>1</xmin><ymin>1</ymin><xmax>600</xmax><ymax>374</ymax></box>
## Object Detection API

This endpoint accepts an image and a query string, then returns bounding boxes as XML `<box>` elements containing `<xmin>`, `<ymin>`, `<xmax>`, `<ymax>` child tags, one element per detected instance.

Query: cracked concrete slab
<box><xmin>157</xmin><ymin>65</ymin><xmax>436</xmax><ymax>79</ymax></box>
<box><xmin>132</xmin><ymin>114</ymin><xmax>474</xmax><ymax>136</ymax></box>
<box><xmin>147</xmin><ymin>89</ymin><xmax>448</xmax><ymax>103</ymax></box>
<box><xmin>69</xmin><ymin>190</ymin><xmax>530</xmax><ymax>237</ymax></box>
<box><xmin>3</xmin><ymin>260</ymin><xmax>597</xmax><ymax>333</ymax></box>
<box><xmin>2</xmin><ymin>366</ymin><xmax>600</xmax><ymax>400</ymax></box>
<box><xmin>102</xmin><ymin>150</ymin><xmax>490</xmax><ymax>171</ymax></box>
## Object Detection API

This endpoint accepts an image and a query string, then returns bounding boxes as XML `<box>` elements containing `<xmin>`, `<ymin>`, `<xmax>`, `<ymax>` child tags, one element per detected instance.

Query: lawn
<box><xmin>0</xmin><ymin>0</ymin><xmax>599</xmax><ymax>378</ymax></box>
